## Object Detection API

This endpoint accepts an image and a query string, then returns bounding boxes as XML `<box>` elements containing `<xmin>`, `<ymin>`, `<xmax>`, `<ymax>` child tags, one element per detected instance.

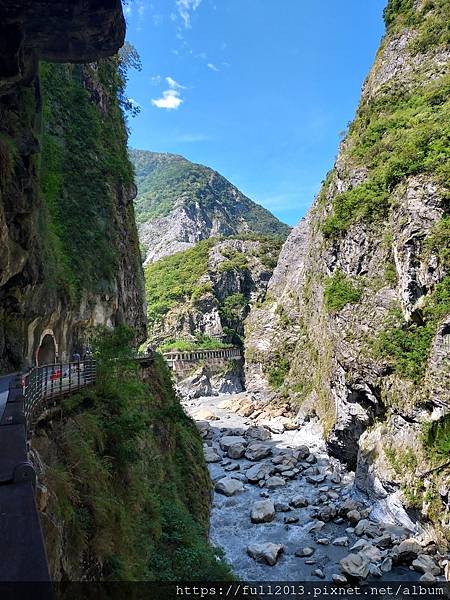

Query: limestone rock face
<box><xmin>0</xmin><ymin>2</ymin><xmax>146</xmax><ymax>371</ymax></box>
<box><xmin>243</xmin><ymin>0</ymin><xmax>450</xmax><ymax>534</ymax></box>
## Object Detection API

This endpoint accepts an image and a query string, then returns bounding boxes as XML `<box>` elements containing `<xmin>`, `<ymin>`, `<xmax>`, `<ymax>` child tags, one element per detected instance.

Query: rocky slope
<box><xmin>129</xmin><ymin>149</ymin><xmax>290</xmax><ymax>263</ymax></box>
<box><xmin>245</xmin><ymin>0</ymin><xmax>450</xmax><ymax>538</ymax></box>
<box><xmin>0</xmin><ymin>5</ymin><xmax>145</xmax><ymax>372</ymax></box>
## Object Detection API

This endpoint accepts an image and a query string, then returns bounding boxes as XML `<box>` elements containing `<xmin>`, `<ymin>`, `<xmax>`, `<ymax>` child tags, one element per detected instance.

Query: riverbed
<box><xmin>182</xmin><ymin>393</ymin><xmax>445</xmax><ymax>582</ymax></box>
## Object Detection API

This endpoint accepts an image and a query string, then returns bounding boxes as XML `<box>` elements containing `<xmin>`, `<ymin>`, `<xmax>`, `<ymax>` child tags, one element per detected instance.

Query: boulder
<box><xmin>195</xmin><ymin>407</ymin><xmax>219</xmax><ymax>421</ymax></box>
<box><xmin>380</xmin><ymin>557</ymin><xmax>392</xmax><ymax>573</ymax></box>
<box><xmin>306</xmin><ymin>474</ymin><xmax>326</xmax><ymax>485</ymax></box>
<box><xmin>245</xmin><ymin>443</ymin><xmax>272</xmax><ymax>461</ymax></box>
<box><xmin>237</xmin><ymin>399</ymin><xmax>255</xmax><ymax>417</ymax></box>
<box><xmin>412</xmin><ymin>555</ymin><xmax>440</xmax><ymax>576</ymax></box>
<box><xmin>360</xmin><ymin>544</ymin><xmax>383</xmax><ymax>563</ymax></box>
<box><xmin>340</xmin><ymin>553</ymin><xmax>370</xmax><ymax>580</ymax></box>
<box><xmin>227</xmin><ymin>443</ymin><xmax>246</xmax><ymax>459</ymax></box>
<box><xmin>318</xmin><ymin>505</ymin><xmax>337</xmax><ymax>522</ymax></box>
<box><xmin>204</xmin><ymin>446</ymin><xmax>221</xmax><ymax>463</ymax></box>
<box><xmin>247</xmin><ymin>543</ymin><xmax>284</xmax><ymax>566</ymax></box>
<box><xmin>420</xmin><ymin>573</ymin><xmax>437</xmax><ymax>582</ymax></box>
<box><xmin>246</xmin><ymin>463</ymin><xmax>272</xmax><ymax>483</ymax></box>
<box><xmin>225</xmin><ymin>463</ymin><xmax>240</xmax><ymax>472</ymax></box>
<box><xmin>396</xmin><ymin>539</ymin><xmax>422</xmax><ymax>563</ymax></box>
<box><xmin>246</xmin><ymin>426</ymin><xmax>271</xmax><ymax>441</ymax></box>
<box><xmin>251</xmin><ymin>500</ymin><xmax>275</xmax><ymax>523</ymax></box>
<box><xmin>347</xmin><ymin>510</ymin><xmax>361</xmax><ymax>525</ymax></box>
<box><xmin>294</xmin><ymin>445</ymin><xmax>310</xmax><ymax>460</ymax></box>
<box><xmin>314</xmin><ymin>568</ymin><xmax>325</xmax><ymax>579</ymax></box>
<box><xmin>284</xmin><ymin>516</ymin><xmax>299</xmax><ymax>524</ymax></box>
<box><xmin>332</xmin><ymin>575</ymin><xmax>348</xmax><ymax>584</ymax></box>
<box><xmin>354</xmin><ymin>519</ymin><xmax>380</xmax><ymax>538</ymax></box>
<box><xmin>196</xmin><ymin>421</ymin><xmax>212</xmax><ymax>438</ymax></box>
<box><xmin>215</xmin><ymin>477</ymin><xmax>244</xmax><ymax>497</ymax></box>
<box><xmin>290</xmin><ymin>495</ymin><xmax>309</xmax><ymax>508</ymax></box>
<box><xmin>333</xmin><ymin>536</ymin><xmax>349</xmax><ymax>546</ymax></box>
<box><xmin>266</xmin><ymin>476</ymin><xmax>285</xmax><ymax>489</ymax></box>
<box><xmin>274</xmin><ymin>501</ymin><xmax>291</xmax><ymax>512</ymax></box>
<box><xmin>295</xmin><ymin>547</ymin><xmax>315</xmax><ymax>557</ymax></box>
<box><xmin>219</xmin><ymin>435</ymin><xmax>247</xmax><ymax>451</ymax></box>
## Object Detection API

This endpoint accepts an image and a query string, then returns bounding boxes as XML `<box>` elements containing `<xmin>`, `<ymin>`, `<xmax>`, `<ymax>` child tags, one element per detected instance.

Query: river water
<box><xmin>182</xmin><ymin>393</ymin><xmax>442</xmax><ymax>582</ymax></box>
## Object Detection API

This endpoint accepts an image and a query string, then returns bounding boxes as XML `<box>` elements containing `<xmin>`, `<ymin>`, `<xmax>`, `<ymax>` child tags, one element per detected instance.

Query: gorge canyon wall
<box><xmin>0</xmin><ymin>0</ymin><xmax>146</xmax><ymax>373</ymax></box>
<box><xmin>245</xmin><ymin>0</ymin><xmax>449</xmax><ymax>536</ymax></box>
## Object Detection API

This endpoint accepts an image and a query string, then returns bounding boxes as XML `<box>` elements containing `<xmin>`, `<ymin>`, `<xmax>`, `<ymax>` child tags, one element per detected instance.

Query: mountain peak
<box><xmin>129</xmin><ymin>148</ymin><xmax>291</xmax><ymax>263</ymax></box>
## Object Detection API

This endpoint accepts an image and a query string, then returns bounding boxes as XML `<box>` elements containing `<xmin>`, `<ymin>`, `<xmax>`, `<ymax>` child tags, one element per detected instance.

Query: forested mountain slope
<box><xmin>129</xmin><ymin>149</ymin><xmax>290</xmax><ymax>263</ymax></box>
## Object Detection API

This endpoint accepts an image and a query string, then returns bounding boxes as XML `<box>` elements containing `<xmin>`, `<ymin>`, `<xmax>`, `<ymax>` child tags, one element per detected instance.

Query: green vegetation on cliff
<box><xmin>374</xmin><ymin>276</ymin><xmax>450</xmax><ymax>382</ymax></box>
<box><xmin>322</xmin><ymin>0</ymin><xmax>449</xmax><ymax>241</ymax></box>
<box><xmin>40</xmin><ymin>60</ymin><xmax>138</xmax><ymax>300</ymax></box>
<box><xmin>324</xmin><ymin>270</ymin><xmax>362</xmax><ymax>312</ymax></box>
<box><xmin>36</xmin><ymin>327</ymin><xmax>231</xmax><ymax>580</ymax></box>
<box><xmin>145</xmin><ymin>239</ymin><xmax>216</xmax><ymax>326</ymax></box>
<box><xmin>322</xmin><ymin>74</ymin><xmax>450</xmax><ymax>238</ymax></box>
<box><xmin>129</xmin><ymin>149</ymin><xmax>291</xmax><ymax>239</ymax></box>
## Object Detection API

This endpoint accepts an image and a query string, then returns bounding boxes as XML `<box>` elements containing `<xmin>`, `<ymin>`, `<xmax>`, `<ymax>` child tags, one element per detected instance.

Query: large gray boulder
<box><xmin>246</xmin><ymin>462</ymin><xmax>273</xmax><ymax>483</ymax></box>
<box><xmin>246</xmin><ymin>426</ymin><xmax>272</xmax><ymax>441</ymax></box>
<box><xmin>251</xmin><ymin>500</ymin><xmax>275</xmax><ymax>523</ymax></box>
<box><xmin>227</xmin><ymin>443</ymin><xmax>246</xmax><ymax>459</ymax></box>
<box><xmin>340</xmin><ymin>553</ymin><xmax>370</xmax><ymax>579</ymax></box>
<box><xmin>412</xmin><ymin>555</ymin><xmax>440</xmax><ymax>576</ymax></box>
<box><xmin>204</xmin><ymin>446</ymin><xmax>221</xmax><ymax>463</ymax></box>
<box><xmin>247</xmin><ymin>542</ymin><xmax>284</xmax><ymax>566</ymax></box>
<box><xmin>219</xmin><ymin>435</ymin><xmax>247</xmax><ymax>451</ymax></box>
<box><xmin>245</xmin><ymin>443</ymin><xmax>272</xmax><ymax>461</ymax></box>
<box><xmin>215</xmin><ymin>477</ymin><xmax>244</xmax><ymax>497</ymax></box>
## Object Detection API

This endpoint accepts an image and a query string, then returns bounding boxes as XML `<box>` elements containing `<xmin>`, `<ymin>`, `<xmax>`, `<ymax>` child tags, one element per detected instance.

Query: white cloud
<box><xmin>207</xmin><ymin>63</ymin><xmax>219</xmax><ymax>72</ymax></box>
<box><xmin>166</xmin><ymin>76</ymin><xmax>185</xmax><ymax>89</ymax></box>
<box><xmin>152</xmin><ymin>90</ymin><xmax>183</xmax><ymax>110</ymax></box>
<box><xmin>151</xmin><ymin>76</ymin><xmax>185</xmax><ymax>110</ymax></box>
<box><xmin>176</xmin><ymin>0</ymin><xmax>202</xmax><ymax>28</ymax></box>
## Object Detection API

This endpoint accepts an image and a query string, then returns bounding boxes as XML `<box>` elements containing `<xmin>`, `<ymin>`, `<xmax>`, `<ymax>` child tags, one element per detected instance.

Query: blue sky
<box><xmin>124</xmin><ymin>0</ymin><xmax>387</xmax><ymax>226</ymax></box>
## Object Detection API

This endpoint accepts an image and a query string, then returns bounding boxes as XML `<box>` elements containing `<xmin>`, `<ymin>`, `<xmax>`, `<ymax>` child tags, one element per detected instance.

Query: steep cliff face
<box><xmin>245</xmin><ymin>0</ymin><xmax>449</xmax><ymax>532</ymax></box>
<box><xmin>130</xmin><ymin>149</ymin><xmax>290</xmax><ymax>263</ymax></box>
<box><xmin>0</xmin><ymin>16</ymin><xmax>145</xmax><ymax>371</ymax></box>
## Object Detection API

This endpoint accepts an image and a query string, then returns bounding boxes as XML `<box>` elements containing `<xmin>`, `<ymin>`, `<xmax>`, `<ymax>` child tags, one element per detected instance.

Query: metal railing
<box><xmin>163</xmin><ymin>347</ymin><xmax>242</xmax><ymax>363</ymax></box>
<box><xmin>22</xmin><ymin>359</ymin><xmax>96</xmax><ymax>425</ymax></box>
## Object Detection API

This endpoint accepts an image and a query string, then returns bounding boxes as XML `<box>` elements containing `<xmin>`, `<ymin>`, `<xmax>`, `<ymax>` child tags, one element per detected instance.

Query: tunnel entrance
<box><xmin>37</xmin><ymin>334</ymin><xmax>56</xmax><ymax>366</ymax></box>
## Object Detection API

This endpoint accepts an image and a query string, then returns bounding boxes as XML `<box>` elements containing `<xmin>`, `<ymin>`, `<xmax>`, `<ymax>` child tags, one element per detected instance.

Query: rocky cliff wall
<box><xmin>0</xmin><ymin>1</ymin><xmax>145</xmax><ymax>372</ymax></box>
<box><xmin>245</xmin><ymin>0</ymin><xmax>449</xmax><ymax>537</ymax></box>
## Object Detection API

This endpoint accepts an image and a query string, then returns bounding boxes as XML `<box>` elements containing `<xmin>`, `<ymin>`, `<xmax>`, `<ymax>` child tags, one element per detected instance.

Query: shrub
<box><xmin>144</xmin><ymin>239</ymin><xmax>216</xmax><ymax>326</ymax></box>
<box><xmin>323</xmin><ymin>270</ymin><xmax>362</xmax><ymax>312</ymax></box>
<box><xmin>423</xmin><ymin>415</ymin><xmax>450</xmax><ymax>459</ymax></box>
<box><xmin>374</xmin><ymin>276</ymin><xmax>450</xmax><ymax>382</ymax></box>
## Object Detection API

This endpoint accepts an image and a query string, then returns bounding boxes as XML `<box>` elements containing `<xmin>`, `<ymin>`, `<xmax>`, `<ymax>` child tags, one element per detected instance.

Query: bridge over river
<box><xmin>0</xmin><ymin>354</ymin><xmax>153</xmax><ymax>582</ymax></box>
<box><xmin>163</xmin><ymin>346</ymin><xmax>242</xmax><ymax>374</ymax></box>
